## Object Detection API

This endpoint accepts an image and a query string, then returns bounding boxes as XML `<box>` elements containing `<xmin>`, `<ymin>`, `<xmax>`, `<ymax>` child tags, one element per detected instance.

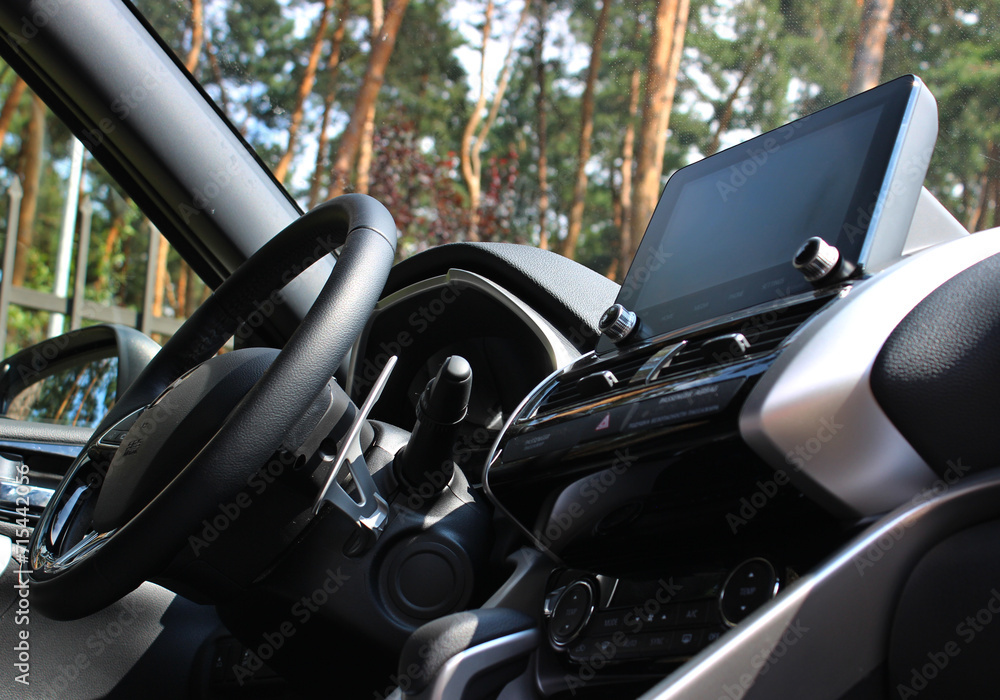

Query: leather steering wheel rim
<box><xmin>27</xmin><ymin>194</ymin><xmax>397</xmax><ymax>620</ymax></box>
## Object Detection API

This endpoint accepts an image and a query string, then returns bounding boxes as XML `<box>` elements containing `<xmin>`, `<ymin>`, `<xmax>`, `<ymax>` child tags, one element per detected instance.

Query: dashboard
<box><xmin>340</xmin><ymin>75</ymin><xmax>1000</xmax><ymax>699</ymax></box>
<box><xmin>469</xmin><ymin>75</ymin><xmax>992</xmax><ymax>697</ymax></box>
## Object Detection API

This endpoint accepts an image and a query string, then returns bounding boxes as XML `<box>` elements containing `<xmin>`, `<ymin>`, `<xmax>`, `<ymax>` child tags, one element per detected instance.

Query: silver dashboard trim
<box><xmin>741</xmin><ymin>227</ymin><xmax>1000</xmax><ymax>517</ymax></box>
<box><xmin>425</xmin><ymin>628</ymin><xmax>540</xmax><ymax>700</ymax></box>
<box><xmin>0</xmin><ymin>482</ymin><xmax>53</xmax><ymax>522</ymax></box>
<box><xmin>346</xmin><ymin>269</ymin><xmax>579</xmax><ymax>398</ymax></box>
<box><xmin>0</xmin><ymin>535</ymin><xmax>11</xmax><ymax>575</ymax></box>
<box><xmin>482</xmin><ymin>362</ymin><xmax>572</xmax><ymax>561</ymax></box>
<box><xmin>0</xmin><ymin>440</ymin><xmax>82</xmax><ymax>459</ymax></box>
<box><xmin>858</xmin><ymin>76</ymin><xmax>938</xmax><ymax>273</ymax></box>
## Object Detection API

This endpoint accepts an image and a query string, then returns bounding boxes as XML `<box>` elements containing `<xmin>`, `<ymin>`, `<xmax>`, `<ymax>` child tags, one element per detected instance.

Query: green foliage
<box><xmin>3</xmin><ymin>0</ymin><xmax>1000</xmax><ymax>355</ymax></box>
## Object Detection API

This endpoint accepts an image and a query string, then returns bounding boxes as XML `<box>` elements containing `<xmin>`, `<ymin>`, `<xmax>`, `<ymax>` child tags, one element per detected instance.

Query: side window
<box><xmin>0</xmin><ymin>64</ymin><xmax>208</xmax><ymax>426</ymax></box>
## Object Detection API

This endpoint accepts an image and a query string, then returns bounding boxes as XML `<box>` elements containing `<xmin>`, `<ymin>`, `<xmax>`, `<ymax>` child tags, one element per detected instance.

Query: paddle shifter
<box><xmin>395</xmin><ymin>356</ymin><xmax>473</xmax><ymax>494</ymax></box>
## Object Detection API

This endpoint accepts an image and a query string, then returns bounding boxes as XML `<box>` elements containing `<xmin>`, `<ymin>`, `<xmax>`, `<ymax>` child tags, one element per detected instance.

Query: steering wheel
<box><xmin>27</xmin><ymin>194</ymin><xmax>397</xmax><ymax>620</ymax></box>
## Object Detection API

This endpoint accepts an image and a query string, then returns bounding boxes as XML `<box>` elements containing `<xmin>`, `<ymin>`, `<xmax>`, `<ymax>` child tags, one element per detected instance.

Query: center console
<box><xmin>482</xmin><ymin>75</ymin><xmax>941</xmax><ymax>689</ymax></box>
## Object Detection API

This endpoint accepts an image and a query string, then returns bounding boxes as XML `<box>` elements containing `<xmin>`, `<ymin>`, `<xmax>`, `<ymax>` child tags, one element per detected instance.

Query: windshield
<box><xmin>126</xmin><ymin>0</ymin><xmax>1000</xmax><ymax>276</ymax></box>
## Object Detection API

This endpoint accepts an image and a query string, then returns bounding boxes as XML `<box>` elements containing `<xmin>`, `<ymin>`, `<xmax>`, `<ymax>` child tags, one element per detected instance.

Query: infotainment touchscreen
<box><xmin>601</xmin><ymin>74</ymin><xmax>937</xmax><ymax>353</ymax></box>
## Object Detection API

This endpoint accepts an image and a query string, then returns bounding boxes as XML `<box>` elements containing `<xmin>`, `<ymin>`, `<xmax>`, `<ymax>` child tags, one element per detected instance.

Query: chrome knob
<box><xmin>793</xmin><ymin>237</ymin><xmax>841</xmax><ymax>282</ymax></box>
<box><xmin>599</xmin><ymin>304</ymin><xmax>638</xmax><ymax>344</ymax></box>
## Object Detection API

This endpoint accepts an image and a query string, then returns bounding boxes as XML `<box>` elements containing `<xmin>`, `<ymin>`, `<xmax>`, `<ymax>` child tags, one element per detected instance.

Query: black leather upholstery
<box><xmin>872</xmin><ymin>252</ymin><xmax>1000</xmax><ymax>477</ymax></box>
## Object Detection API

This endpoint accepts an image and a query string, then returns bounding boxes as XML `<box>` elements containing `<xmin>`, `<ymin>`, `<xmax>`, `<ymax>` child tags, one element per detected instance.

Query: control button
<box><xmin>671</xmin><ymin>629</ymin><xmax>705</xmax><ymax>655</ymax></box>
<box><xmin>649</xmin><ymin>605</ymin><xmax>678</xmax><ymax>630</ymax></box>
<box><xmin>622</xmin><ymin>378</ymin><xmax>745</xmax><ymax>434</ymax></box>
<box><xmin>638</xmin><ymin>631</ymin><xmax>675</xmax><ymax>655</ymax></box>
<box><xmin>589</xmin><ymin>609</ymin><xmax>628</xmax><ymax>634</ymax></box>
<box><xmin>704</xmin><ymin>628</ymin><xmax>725</xmax><ymax>645</ymax></box>
<box><xmin>615</xmin><ymin>634</ymin><xmax>643</xmax><ymax>659</ymax></box>
<box><xmin>675</xmin><ymin>600</ymin><xmax>709</xmax><ymax>626</ymax></box>
<box><xmin>793</xmin><ymin>236</ymin><xmax>840</xmax><ymax>282</ymax></box>
<box><xmin>568</xmin><ymin>637</ymin><xmax>619</xmax><ymax>662</ymax></box>
<box><xmin>626</xmin><ymin>608</ymin><xmax>658</xmax><ymax>629</ymax></box>
<box><xmin>96</xmin><ymin>407</ymin><xmax>143</xmax><ymax>449</ymax></box>
<box><xmin>566</xmin><ymin>638</ymin><xmax>592</xmax><ymax>660</ymax></box>
<box><xmin>599</xmin><ymin>304</ymin><xmax>638</xmax><ymax>344</ymax></box>
<box><xmin>579</xmin><ymin>405</ymin><xmax>632</xmax><ymax>443</ymax></box>
<box><xmin>720</xmin><ymin>558</ymin><xmax>777</xmax><ymax>626</ymax></box>
<box><xmin>549</xmin><ymin>581</ymin><xmax>595</xmax><ymax>646</ymax></box>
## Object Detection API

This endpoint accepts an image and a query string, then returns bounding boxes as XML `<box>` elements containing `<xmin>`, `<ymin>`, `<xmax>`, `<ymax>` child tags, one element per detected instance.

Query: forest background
<box><xmin>0</xmin><ymin>0</ymin><xmax>997</xmax><ymax>356</ymax></box>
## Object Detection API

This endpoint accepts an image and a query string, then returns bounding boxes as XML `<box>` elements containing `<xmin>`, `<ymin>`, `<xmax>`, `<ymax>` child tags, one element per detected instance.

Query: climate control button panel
<box><xmin>545</xmin><ymin>559</ymin><xmax>779</xmax><ymax>667</ymax></box>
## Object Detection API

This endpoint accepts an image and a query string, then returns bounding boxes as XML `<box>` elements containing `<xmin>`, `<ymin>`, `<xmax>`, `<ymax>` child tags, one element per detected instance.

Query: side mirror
<box><xmin>0</xmin><ymin>324</ymin><xmax>159</xmax><ymax>429</ymax></box>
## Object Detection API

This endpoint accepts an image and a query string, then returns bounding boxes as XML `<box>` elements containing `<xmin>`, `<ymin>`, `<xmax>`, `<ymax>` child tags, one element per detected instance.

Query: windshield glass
<box><xmin>130</xmin><ymin>0</ymin><xmax>1000</xmax><ymax>277</ymax></box>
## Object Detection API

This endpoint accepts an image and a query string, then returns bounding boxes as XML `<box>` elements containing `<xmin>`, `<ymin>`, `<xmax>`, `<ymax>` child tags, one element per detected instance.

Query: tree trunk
<box><xmin>607</xmin><ymin>156</ymin><xmax>622</xmax><ymax>279</ymax></box>
<box><xmin>273</xmin><ymin>0</ymin><xmax>336</xmax><ymax>183</ymax></box>
<box><xmin>93</xmin><ymin>202</ymin><xmax>124</xmax><ymax>296</ymax></box>
<box><xmin>475</xmin><ymin>0</ymin><xmax>530</xmax><ymax>148</ymax></box>
<box><xmin>848</xmin><ymin>0</ymin><xmax>894</xmax><ymax>96</ymax></box>
<box><xmin>462</xmin><ymin>0</ymin><xmax>530</xmax><ymax>241</ymax></box>
<box><xmin>705</xmin><ymin>44</ymin><xmax>763</xmax><ymax>156</ymax></box>
<box><xmin>307</xmin><ymin>1</ymin><xmax>349</xmax><ymax>209</ymax></box>
<box><xmin>616</xmin><ymin>66</ymin><xmax>641</xmax><ymax>279</ymax></box>
<box><xmin>534</xmin><ymin>0</ymin><xmax>550</xmax><ymax>251</ymax></box>
<box><xmin>206</xmin><ymin>37</ymin><xmax>243</xmax><ymax>133</ymax></box>
<box><xmin>177</xmin><ymin>263</ymin><xmax>189</xmax><ymax>317</ymax></box>
<box><xmin>627</xmin><ymin>0</ymin><xmax>689</xmax><ymax>263</ymax></box>
<box><xmin>152</xmin><ymin>234</ymin><xmax>170</xmax><ymax>318</ymax></box>
<box><xmin>972</xmin><ymin>142</ymin><xmax>1000</xmax><ymax>232</ymax></box>
<box><xmin>987</xmin><ymin>178</ymin><xmax>1000</xmax><ymax>232</ymax></box>
<box><xmin>11</xmin><ymin>93</ymin><xmax>45</xmax><ymax>288</ymax></box>
<box><xmin>460</xmin><ymin>0</ymin><xmax>495</xmax><ymax>242</ymax></box>
<box><xmin>185</xmin><ymin>261</ymin><xmax>199</xmax><ymax>316</ymax></box>
<box><xmin>0</xmin><ymin>77</ymin><xmax>26</xmax><ymax>148</ymax></box>
<box><xmin>185</xmin><ymin>0</ymin><xmax>204</xmax><ymax>72</ymax></box>
<box><xmin>356</xmin><ymin>102</ymin><xmax>377</xmax><ymax>194</ymax></box>
<box><xmin>356</xmin><ymin>0</ymin><xmax>385</xmax><ymax>195</ymax></box>
<box><xmin>563</xmin><ymin>0</ymin><xmax>612</xmax><ymax>260</ymax></box>
<box><xmin>327</xmin><ymin>0</ymin><xmax>411</xmax><ymax>198</ymax></box>
<box><xmin>966</xmin><ymin>141</ymin><xmax>1000</xmax><ymax>233</ymax></box>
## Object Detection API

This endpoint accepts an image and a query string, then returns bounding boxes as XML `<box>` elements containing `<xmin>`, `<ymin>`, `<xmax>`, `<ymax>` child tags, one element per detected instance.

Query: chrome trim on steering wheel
<box><xmin>32</xmin><ymin>528</ymin><xmax>116</xmax><ymax>575</ymax></box>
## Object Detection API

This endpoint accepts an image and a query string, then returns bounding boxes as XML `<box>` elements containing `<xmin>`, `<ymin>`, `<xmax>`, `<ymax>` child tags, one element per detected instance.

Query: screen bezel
<box><xmin>600</xmin><ymin>75</ymin><xmax>921</xmax><ymax>355</ymax></box>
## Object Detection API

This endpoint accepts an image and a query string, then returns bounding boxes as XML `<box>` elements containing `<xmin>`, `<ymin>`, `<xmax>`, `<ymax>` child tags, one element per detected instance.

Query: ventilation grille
<box><xmin>535</xmin><ymin>295</ymin><xmax>833</xmax><ymax>416</ymax></box>
<box><xmin>536</xmin><ymin>348</ymin><xmax>659</xmax><ymax>415</ymax></box>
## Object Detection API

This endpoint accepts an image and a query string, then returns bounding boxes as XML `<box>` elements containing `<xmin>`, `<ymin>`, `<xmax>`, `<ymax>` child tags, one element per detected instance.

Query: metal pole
<box><xmin>70</xmin><ymin>195</ymin><xmax>93</xmax><ymax>331</ymax></box>
<box><xmin>0</xmin><ymin>178</ymin><xmax>24</xmax><ymax>355</ymax></box>
<box><xmin>48</xmin><ymin>137</ymin><xmax>85</xmax><ymax>337</ymax></box>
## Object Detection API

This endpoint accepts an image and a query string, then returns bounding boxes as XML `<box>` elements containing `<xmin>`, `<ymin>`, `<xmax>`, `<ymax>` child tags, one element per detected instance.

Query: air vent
<box><xmin>536</xmin><ymin>347</ymin><xmax>659</xmax><ymax>415</ymax></box>
<box><xmin>535</xmin><ymin>295</ymin><xmax>834</xmax><ymax>416</ymax></box>
<box><xmin>662</xmin><ymin>296</ymin><xmax>832</xmax><ymax>377</ymax></box>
